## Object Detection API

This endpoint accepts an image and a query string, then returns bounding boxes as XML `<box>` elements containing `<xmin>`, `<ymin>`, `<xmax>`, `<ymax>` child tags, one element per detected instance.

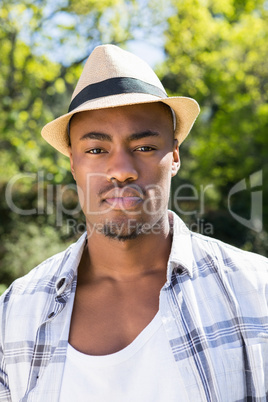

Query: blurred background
<box><xmin>1</xmin><ymin>0</ymin><xmax>268</xmax><ymax>294</ymax></box>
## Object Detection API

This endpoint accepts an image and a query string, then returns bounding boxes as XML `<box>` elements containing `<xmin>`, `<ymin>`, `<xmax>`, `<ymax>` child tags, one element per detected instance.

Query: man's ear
<box><xmin>171</xmin><ymin>139</ymin><xmax>180</xmax><ymax>177</ymax></box>
<box><xmin>69</xmin><ymin>147</ymin><xmax>76</xmax><ymax>181</ymax></box>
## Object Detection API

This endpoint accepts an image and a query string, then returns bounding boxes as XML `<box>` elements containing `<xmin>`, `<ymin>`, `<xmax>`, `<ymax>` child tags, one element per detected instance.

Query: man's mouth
<box><xmin>102</xmin><ymin>188</ymin><xmax>144</xmax><ymax>210</ymax></box>
<box><xmin>104</xmin><ymin>196</ymin><xmax>142</xmax><ymax>209</ymax></box>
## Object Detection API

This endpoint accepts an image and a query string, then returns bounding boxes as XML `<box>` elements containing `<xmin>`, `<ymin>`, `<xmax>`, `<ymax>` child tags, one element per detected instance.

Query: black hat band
<box><xmin>68</xmin><ymin>77</ymin><xmax>167</xmax><ymax>113</ymax></box>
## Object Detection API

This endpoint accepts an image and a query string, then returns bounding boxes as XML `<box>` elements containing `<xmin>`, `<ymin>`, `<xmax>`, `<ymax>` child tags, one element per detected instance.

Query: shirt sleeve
<box><xmin>0</xmin><ymin>349</ymin><xmax>11</xmax><ymax>402</ymax></box>
<box><xmin>0</xmin><ymin>291</ymin><xmax>12</xmax><ymax>402</ymax></box>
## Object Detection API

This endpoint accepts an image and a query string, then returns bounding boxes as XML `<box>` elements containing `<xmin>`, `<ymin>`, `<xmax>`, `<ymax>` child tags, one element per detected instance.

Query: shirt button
<box><xmin>48</xmin><ymin>312</ymin><xmax>55</xmax><ymax>319</ymax></box>
<box><xmin>57</xmin><ymin>278</ymin><xmax>66</xmax><ymax>290</ymax></box>
<box><xmin>176</xmin><ymin>267</ymin><xmax>183</xmax><ymax>275</ymax></box>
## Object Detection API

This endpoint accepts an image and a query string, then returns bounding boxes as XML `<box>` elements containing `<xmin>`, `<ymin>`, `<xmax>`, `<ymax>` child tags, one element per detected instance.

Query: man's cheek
<box><xmin>142</xmin><ymin>185</ymin><xmax>165</xmax><ymax>215</ymax></box>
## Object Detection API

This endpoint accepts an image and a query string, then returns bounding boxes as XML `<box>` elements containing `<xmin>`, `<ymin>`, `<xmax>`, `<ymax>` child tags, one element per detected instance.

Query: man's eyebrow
<box><xmin>80</xmin><ymin>132</ymin><xmax>112</xmax><ymax>142</ymax></box>
<box><xmin>128</xmin><ymin>131</ymin><xmax>159</xmax><ymax>141</ymax></box>
<box><xmin>79</xmin><ymin>130</ymin><xmax>159</xmax><ymax>142</ymax></box>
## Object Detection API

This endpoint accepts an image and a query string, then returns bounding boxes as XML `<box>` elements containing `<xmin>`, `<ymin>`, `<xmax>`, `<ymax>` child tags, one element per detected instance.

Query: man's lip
<box><xmin>101</xmin><ymin>188</ymin><xmax>144</xmax><ymax>200</ymax></box>
<box><xmin>104</xmin><ymin>196</ymin><xmax>143</xmax><ymax>209</ymax></box>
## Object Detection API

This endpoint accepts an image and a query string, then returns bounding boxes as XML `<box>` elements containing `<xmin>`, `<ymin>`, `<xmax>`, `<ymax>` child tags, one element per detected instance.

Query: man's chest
<box><xmin>68</xmin><ymin>275</ymin><xmax>165</xmax><ymax>355</ymax></box>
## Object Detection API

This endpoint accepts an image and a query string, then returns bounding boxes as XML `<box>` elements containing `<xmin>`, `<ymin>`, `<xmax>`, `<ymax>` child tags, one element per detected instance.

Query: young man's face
<box><xmin>69</xmin><ymin>103</ymin><xmax>180</xmax><ymax>240</ymax></box>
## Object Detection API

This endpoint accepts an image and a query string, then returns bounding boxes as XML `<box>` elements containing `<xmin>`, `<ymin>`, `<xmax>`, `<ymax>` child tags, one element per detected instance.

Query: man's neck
<box><xmin>83</xmin><ymin>215</ymin><xmax>172</xmax><ymax>283</ymax></box>
<box><xmin>69</xmin><ymin>213</ymin><xmax>173</xmax><ymax>355</ymax></box>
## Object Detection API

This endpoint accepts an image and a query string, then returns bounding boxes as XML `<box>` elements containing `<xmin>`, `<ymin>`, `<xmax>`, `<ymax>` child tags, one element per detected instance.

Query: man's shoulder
<box><xmin>190</xmin><ymin>230</ymin><xmax>268</xmax><ymax>275</ymax></box>
<box><xmin>170</xmin><ymin>211</ymin><xmax>267</xmax><ymax>281</ymax></box>
<box><xmin>0</xmin><ymin>232</ymin><xmax>87</xmax><ymax>301</ymax></box>
<box><xmin>187</xmin><ymin>232</ymin><xmax>268</xmax><ymax>324</ymax></box>
<box><xmin>8</xmin><ymin>248</ymin><xmax>69</xmax><ymax>294</ymax></box>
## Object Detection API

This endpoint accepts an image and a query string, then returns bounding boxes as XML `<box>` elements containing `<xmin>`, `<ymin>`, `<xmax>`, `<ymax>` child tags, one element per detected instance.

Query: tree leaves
<box><xmin>163</xmin><ymin>0</ymin><xmax>268</xmax><ymax>250</ymax></box>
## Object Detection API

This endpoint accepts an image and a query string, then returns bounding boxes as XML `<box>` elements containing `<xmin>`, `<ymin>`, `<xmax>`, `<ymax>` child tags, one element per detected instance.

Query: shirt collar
<box><xmin>55</xmin><ymin>211</ymin><xmax>194</xmax><ymax>294</ymax></box>
<box><xmin>55</xmin><ymin>232</ymin><xmax>87</xmax><ymax>296</ymax></box>
<box><xmin>166</xmin><ymin>211</ymin><xmax>194</xmax><ymax>281</ymax></box>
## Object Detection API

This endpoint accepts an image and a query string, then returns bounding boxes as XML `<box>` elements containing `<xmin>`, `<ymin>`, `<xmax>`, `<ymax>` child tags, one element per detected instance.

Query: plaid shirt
<box><xmin>1</xmin><ymin>212</ymin><xmax>268</xmax><ymax>401</ymax></box>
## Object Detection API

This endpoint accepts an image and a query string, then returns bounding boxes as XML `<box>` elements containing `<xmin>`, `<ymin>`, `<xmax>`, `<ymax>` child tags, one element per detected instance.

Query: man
<box><xmin>0</xmin><ymin>45</ymin><xmax>267</xmax><ymax>401</ymax></box>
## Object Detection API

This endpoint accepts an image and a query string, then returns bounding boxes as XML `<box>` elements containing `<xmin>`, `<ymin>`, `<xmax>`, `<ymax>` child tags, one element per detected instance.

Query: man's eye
<box><xmin>86</xmin><ymin>148</ymin><xmax>105</xmax><ymax>154</ymax></box>
<box><xmin>135</xmin><ymin>146</ymin><xmax>155</xmax><ymax>152</ymax></box>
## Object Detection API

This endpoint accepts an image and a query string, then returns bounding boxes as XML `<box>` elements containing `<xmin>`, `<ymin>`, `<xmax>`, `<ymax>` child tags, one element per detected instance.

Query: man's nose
<box><xmin>106</xmin><ymin>150</ymin><xmax>138</xmax><ymax>183</ymax></box>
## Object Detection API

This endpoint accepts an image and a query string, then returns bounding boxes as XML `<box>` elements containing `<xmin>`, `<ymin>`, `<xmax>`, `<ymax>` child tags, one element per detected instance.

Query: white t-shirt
<box><xmin>59</xmin><ymin>312</ymin><xmax>188</xmax><ymax>401</ymax></box>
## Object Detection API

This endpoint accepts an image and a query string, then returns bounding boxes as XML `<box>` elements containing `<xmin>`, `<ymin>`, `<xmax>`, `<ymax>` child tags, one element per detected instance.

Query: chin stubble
<box><xmin>101</xmin><ymin>222</ymin><xmax>144</xmax><ymax>242</ymax></box>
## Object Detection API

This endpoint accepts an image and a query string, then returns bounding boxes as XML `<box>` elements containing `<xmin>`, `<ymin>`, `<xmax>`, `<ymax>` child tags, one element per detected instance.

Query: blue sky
<box><xmin>127</xmin><ymin>40</ymin><xmax>165</xmax><ymax>67</ymax></box>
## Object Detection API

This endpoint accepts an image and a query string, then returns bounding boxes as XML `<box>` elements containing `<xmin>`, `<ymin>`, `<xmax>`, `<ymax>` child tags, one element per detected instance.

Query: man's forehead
<box><xmin>74</xmin><ymin>102</ymin><xmax>171</xmax><ymax>120</ymax></box>
<box><xmin>69</xmin><ymin>103</ymin><xmax>174</xmax><ymax>132</ymax></box>
<box><xmin>67</xmin><ymin>103</ymin><xmax>175</xmax><ymax>145</ymax></box>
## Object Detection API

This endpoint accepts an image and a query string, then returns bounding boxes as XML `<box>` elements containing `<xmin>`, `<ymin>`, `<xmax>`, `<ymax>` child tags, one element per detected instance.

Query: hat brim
<box><xmin>41</xmin><ymin>93</ymin><xmax>200</xmax><ymax>156</ymax></box>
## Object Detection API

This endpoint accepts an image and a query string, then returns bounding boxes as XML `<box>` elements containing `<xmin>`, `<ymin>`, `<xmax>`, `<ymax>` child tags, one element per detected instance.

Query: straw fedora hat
<box><xmin>41</xmin><ymin>44</ymin><xmax>200</xmax><ymax>156</ymax></box>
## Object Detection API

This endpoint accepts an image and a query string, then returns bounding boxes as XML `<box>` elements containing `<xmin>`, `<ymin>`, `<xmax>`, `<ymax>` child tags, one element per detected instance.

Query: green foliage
<box><xmin>162</xmin><ymin>0</ymin><xmax>268</xmax><ymax>252</ymax></box>
<box><xmin>0</xmin><ymin>0</ymin><xmax>267</xmax><ymax>291</ymax></box>
<box><xmin>1</xmin><ymin>223</ymin><xmax>72</xmax><ymax>283</ymax></box>
<box><xmin>0</xmin><ymin>0</ymin><xmax>149</xmax><ymax>288</ymax></box>
<box><xmin>0</xmin><ymin>285</ymin><xmax>7</xmax><ymax>296</ymax></box>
